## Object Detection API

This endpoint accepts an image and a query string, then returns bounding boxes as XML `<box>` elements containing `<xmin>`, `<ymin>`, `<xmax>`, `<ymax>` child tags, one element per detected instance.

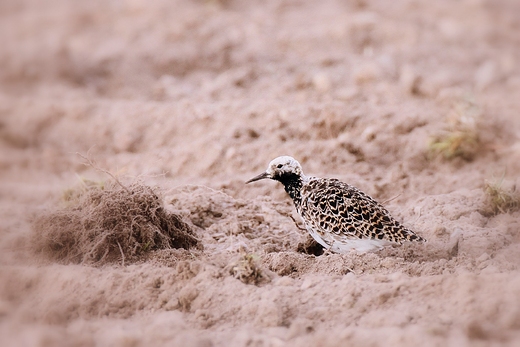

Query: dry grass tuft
<box><xmin>484</xmin><ymin>177</ymin><xmax>520</xmax><ymax>216</ymax></box>
<box><xmin>32</xmin><ymin>180</ymin><xmax>200</xmax><ymax>265</ymax></box>
<box><xmin>229</xmin><ymin>252</ymin><xmax>267</xmax><ymax>285</ymax></box>
<box><xmin>428</xmin><ymin>98</ymin><xmax>482</xmax><ymax>160</ymax></box>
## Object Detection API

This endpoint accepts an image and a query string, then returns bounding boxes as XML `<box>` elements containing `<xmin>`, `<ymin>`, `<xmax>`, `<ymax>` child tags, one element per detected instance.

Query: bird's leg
<box><xmin>322</xmin><ymin>242</ymin><xmax>335</xmax><ymax>256</ymax></box>
<box><xmin>322</xmin><ymin>248</ymin><xmax>334</xmax><ymax>256</ymax></box>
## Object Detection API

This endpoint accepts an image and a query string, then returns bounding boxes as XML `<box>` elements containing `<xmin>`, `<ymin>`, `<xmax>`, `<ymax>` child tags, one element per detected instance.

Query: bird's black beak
<box><xmin>245</xmin><ymin>172</ymin><xmax>270</xmax><ymax>184</ymax></box>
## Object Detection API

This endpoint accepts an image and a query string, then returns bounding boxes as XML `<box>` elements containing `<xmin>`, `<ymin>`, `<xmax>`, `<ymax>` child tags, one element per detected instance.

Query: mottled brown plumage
<box><xmin>246</xmin><ymin>156</ymin><xmax>425</xmax><ymax>253</ymax></box>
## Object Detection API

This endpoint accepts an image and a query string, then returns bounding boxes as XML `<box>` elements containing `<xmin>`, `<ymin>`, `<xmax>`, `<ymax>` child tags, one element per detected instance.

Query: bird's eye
<box><xmin>277</xmin><ymin>164</ymin><xmax>283</xmax><ymax>169</ymax></box>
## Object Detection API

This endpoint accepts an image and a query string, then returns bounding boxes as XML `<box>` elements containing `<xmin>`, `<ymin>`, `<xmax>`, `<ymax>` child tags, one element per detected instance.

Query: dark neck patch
<box><xmin>275</xmin><ymin>173</ymin><xmax>303</xmax><ymax>205</ymax></box>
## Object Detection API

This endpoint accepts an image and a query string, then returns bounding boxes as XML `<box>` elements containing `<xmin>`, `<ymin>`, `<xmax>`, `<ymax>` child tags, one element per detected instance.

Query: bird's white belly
<box><xmin>329</xmin><ymin>238</ymin><xmax>392</xmax><ymax>253</ymax></box>
<box><xmin>305</xmin><ymin>225</ymin><xmax>392</xmax><ymax>253</ymax></box>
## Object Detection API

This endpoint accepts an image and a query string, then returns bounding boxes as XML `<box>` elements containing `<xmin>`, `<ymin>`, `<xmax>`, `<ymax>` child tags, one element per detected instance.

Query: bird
<box><xmin>246</xmin><ymin>156</ymin><xmax>425</xmax><ymax>253</ymax></box>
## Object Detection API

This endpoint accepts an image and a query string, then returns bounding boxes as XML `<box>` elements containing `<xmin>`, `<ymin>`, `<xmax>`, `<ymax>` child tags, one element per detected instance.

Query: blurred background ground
<box><xmin>1</xmin><ymin>0</ymin><xmax>520</xmax><ymax>346</ymax></box>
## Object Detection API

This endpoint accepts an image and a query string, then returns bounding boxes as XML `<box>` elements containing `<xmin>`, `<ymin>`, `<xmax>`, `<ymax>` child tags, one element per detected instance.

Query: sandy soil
<box><xmin>1</xmin><ymin>0</ymin><xmax>520</xmax><ymax>346</ymax></box>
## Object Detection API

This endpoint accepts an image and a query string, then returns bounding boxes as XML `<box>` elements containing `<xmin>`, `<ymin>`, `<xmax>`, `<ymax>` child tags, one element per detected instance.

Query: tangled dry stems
<box><xmin>32</xmin><ymin>180</ymin><xmax>200</xmax><ymax>265</ymax></box>
<box><xmin>484</xmin><ymin>178</ymin><xmax>520</xmax><ymax>216</ymax></box>
<box><xmin>230</xmin><ymin>252</ymin><xmax>266</xmax><ymax>285</ymax></box>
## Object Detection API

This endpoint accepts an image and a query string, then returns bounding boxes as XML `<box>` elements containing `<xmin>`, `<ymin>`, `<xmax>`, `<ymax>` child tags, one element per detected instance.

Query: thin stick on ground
<box><xmin>288</xmin><ymin>214</ymin><xmax>307</xmax><ymax>232</ymax></box>
<box><xmin>381</xmin><ymin>193</ymin><xmax>402</xmax><ymax>205</ymax></box>
<box><xmin>77</xmin><ymin>151</ymin><xmax>131</xmax><ymax>194</ymax></box>
<box><xmin>117</xmin><ymin>241</ymin><xmax>125</xmax><ymax>266</ymax></box>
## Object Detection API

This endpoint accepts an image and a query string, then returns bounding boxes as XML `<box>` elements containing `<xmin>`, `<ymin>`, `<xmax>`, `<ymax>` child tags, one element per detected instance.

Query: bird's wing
<box><xmin>301</xmin><ymin>178</ymin><xmax>424</xmax><ymax>243</ymax></box>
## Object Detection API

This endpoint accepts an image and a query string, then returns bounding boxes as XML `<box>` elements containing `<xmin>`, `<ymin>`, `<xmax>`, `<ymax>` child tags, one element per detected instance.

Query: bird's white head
<box><xmin>246</xmin><ymin>156</ymin><xmax>304</xmax><ymax>183</ymax></box>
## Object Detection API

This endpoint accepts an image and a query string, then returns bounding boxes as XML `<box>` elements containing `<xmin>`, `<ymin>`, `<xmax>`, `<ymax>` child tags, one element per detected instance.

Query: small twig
<box><xmin>288</xmin><ymin>214</ymin><xmax>307</xmax><ymax>232</ymax></box>
<box><xmin>82</xmin><ymin>232</ymin><xmax>110</xmax><ymax>263</ymax></box>
<box><xmin>272</xmin><ymin>205</ymin><xmax>307</xmax><ymax>232</ymax></box>
<box><xmin>117</xmin><ymin>241</ymin><xmax>125</xmax><ymax>267</ymax></box>
<box><xmin>132</xmin><ymin>171</ymin><xmax>169</xmax><ymax>180</ymax></box>
<box><xmin>345</xmin><ymin>267</ymin><xmax>357</xmax><ymax>275</ymax></box>
<box><xmin>77</xmin><ymin>151</ymin><xmax>131</xmax><ymax>194</ymax></box>
<box><xmin>91</xmin><ymin>246</ymin><xmax>110</xmax><ymax>265</ymax></box>
<box><xmin>381</xmin><ymin>193</ymin><xmax>402</xmax><ymax>205</ymax></box>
